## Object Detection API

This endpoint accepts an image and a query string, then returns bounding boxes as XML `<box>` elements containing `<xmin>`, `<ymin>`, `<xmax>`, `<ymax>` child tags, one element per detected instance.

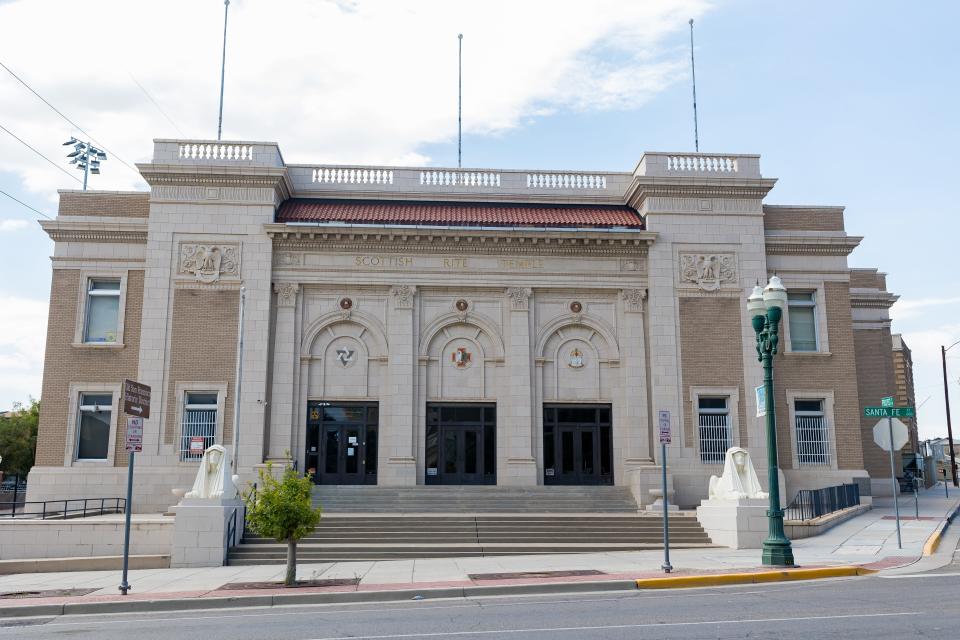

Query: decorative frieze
<box><xmin>620</xmin><ymin>288</ymin><xmax>646</xmax><ymax>312</ymax></box>
<box><xmin>274</xmin><ymin>282</ymin><xmax>299</xmax><ymax>307</ymax></box>
<box><xmin>505</xmin><ymin>287</ymin><xmax>532</xmax><ymax>311</ymax></box>
<box><xmin>391</xmin><ymin>285</ymin><xmax>417</xmax><ymax>309</ymax></box>
<box><xmin>178</xmin><ymin>242</ymin><xmax>241</xmax><ymax>283</ymax></box>
<box><xmin>274</xmin><ymin>251</ymin><xmax>303</xmax><ymax>267</ymax></box>
<box><xmin>679</xmin><ymin>252</ymin><xmax>736</xmax><ymax>292</ymax></box>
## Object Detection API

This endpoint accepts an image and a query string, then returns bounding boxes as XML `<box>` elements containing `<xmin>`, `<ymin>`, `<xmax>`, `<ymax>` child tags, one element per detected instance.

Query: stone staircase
<box><xmin>227</xmin><ymin>486</ymin><xmax>714</xmax><ymax>565</ymax></box>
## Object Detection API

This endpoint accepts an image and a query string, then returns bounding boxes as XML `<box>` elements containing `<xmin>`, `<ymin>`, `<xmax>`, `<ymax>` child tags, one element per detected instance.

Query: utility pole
<box><xmin>943</xmin><ymin>343</ymin><xmax>958</xmax><ymax>486</ymax></box>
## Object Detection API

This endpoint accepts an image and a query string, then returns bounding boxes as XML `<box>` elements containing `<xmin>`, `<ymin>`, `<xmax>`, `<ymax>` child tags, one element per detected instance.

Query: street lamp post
<box><xmin>747</xmin><ymin>276</ymin><xmax>795</xmax><ymax>567</ymax></box>
<box><xmin>942</xmin><ymin>340</ymin><xmax>960</xmax><ymax>487</ymax></box>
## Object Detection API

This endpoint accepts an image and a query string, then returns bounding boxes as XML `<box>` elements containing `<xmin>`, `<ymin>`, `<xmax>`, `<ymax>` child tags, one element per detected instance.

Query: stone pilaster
<box><xmin>503</xmin><ymin>287</ymin><xmax>537</xmax><ymax>485</ymax></box>
<box><xmin>267</xmin><ymin>282</ymin><xmax>298</xmax><ymax>461</ymax></box>
<box><xmin>383</xmin><ymin>285</ymin><xmax>417</xmax><ymax>484</ymax></box>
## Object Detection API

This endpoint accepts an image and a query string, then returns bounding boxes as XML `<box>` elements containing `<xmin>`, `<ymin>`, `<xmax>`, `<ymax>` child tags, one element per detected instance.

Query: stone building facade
<box><xmin>27</xmin><ymin>139</ymin><xmax>906</xmax><ymax>511</ymax></box>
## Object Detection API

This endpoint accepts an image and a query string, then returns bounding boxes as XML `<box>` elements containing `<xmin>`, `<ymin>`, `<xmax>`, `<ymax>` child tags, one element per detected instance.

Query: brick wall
<box><xmin>855</xmin><ymin>327</ymin><xmax>899</xmax><ymax>477</ymax></box>
<box><xmin>35</xmin><ymin>270</ymin><xmax>143</xmax><ymax>466</ymax></box>
<box><xmin>163</xmin><ymin>288</ymin><xmax>239</xmax><ymax>447</ymax></box>
<box><xmin>58</xmin><ymin>191</ymin><xmax>150</xmax><ymax>218</ymax></box>
<box><xmin>771</xmin><ymin>282</ymin><xmax>863</xmax><ymax>470</ymax></box>
<box><xmin>679</xmin><ymin>297</ymin><xmax>748</xmax><ymax>448</ymax></box>
<box><xmin>892</xmin><ymin>341</ymin><xmax>918</xmax><ymax>451</ymax></box>
<box><xmin>849</xmin><ymin>269</ymin><xmax>887</xmax><ymax>290</ymax></box>
<box><xmin>763</xmin><ymin>206</ymin><xmax>845</xmax><ymax>232</ymax></box>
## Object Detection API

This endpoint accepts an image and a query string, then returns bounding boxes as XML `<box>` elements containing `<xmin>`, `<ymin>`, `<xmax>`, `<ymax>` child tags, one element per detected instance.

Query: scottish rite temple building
<box><xmin>28</xmin><ymin>138</ymin><xmax>908</xmax><ymax>513</ymax></box>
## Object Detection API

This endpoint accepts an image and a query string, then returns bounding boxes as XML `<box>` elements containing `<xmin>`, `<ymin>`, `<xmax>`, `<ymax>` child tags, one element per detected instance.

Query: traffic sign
<box><xmin>124</xmin><ymin>417</ymin><xmax>143</xmax><ymax>453</ymax></box>
<box><xmin>864</xmin><ymin>406</ymin><xmax>915</xmax><ymax>418</ymax></box>
<box><xmin>123</xmin><ymin>379</ymin><xmax>151</xmax><ymax>419</ymax></box>
<box><xmin>881</xmin><ymin>396</ymin><xmax>895</xmax><ymax>408</ymax></box>
<box><xmin>873</xmin><ymin>418</ymin><xmax>909</xmax><ymax>452</ymax></box>
<box><xmin>658</xmin><ymin>410</ymin><xmax>672</xmax><ymax>444</ymax></box>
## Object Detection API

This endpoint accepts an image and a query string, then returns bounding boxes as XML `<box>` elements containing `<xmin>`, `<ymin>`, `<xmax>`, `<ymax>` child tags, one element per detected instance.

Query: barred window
<box><xmin>788</xmin><ymin>292</ymin><xmax>818</xmax><ymax>352</ymax></box>
<box><xmin>698</xmin><ymin>397</ymin><xmax>731</xmax><ymax>464</ymax></box>
<box><xmin>180</xmin><ymin>392</ymin><xmax>218</xmax><ymax>461</ymax></box>
<box><xmin>795</xmin><ymin>399</ymin><xmax>830</xmax><ymax>466</ymax></box>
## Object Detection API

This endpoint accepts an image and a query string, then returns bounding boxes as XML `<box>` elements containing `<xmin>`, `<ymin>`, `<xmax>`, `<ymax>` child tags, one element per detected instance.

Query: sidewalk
<box><xmin>1</xmin><ymin>485</ymin><xmax>957</xmax><ymax>615</ymax></box>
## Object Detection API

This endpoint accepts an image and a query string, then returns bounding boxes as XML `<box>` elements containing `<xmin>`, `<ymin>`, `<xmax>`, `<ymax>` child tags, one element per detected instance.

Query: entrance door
<box><xmin>306</xmin><ymin>402</ymin><xmax>378</xmax><ymax>485</ymax></box>
<box><xmin>544</xmin><ymin>405</ymin><xmax>612</xmax><ymax>485</ymax></box>
<box><xmin>426</xmin><ymin>404</ymin><xmax>496</xmax><ymax>485</ymax></box>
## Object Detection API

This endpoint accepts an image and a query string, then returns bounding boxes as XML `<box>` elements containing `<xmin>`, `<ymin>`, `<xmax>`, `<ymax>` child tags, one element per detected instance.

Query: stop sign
<box><xmin>873</xmin><ymin>418</ymin><xmax>910</xmax><ymax>452</ymax></box>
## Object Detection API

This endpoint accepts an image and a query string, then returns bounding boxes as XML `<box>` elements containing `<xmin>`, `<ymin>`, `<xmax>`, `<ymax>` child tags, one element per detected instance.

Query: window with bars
<box><xmin>795</xmin><ymin>399</ymin><xmax>830</xmax><ymax>466</ymax></box>
<box><xmin>180</xmin><ymin>392</ymin><xmax>218</xmax><ymax>461</ymax></box>
<box><xmin>698</xmin><ymin>397</ymin><xmax>731</xmax><ymax>464</ymax></box>
<box><xmin>788</xmin><ymin>291</ymin><xmax>818</xmax><ymax>352</ymax></box>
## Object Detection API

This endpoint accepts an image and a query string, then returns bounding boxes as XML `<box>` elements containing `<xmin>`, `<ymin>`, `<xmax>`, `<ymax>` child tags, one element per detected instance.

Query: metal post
<box><xmin>119</xmin><ymin>450</ymin><xmax>135</xmax><ymax>595</ymax></box>
<box><xmin>82</xmin><ymin>158</ymin><xmax>89</xmax><ymax>191</ymax></box>
<box><xmin>688</xmin><ymin>19</ymin><xmax>699</xmax><ymax>152</ymax></box>
<box><xmin>661</xmin><ymin>441</ymin><xmax>672</xmax><ymax>573</ymax></box>
<box><xmin>217</xmin><ymin>0</ymin><xmax>231</xmax><ymax>141</ymax></box>
<box><xmin>232</xmin><ymin>286</ymin><xmax>246</xmax><ymax>472</ymax></box>
<box><xmin>11</xmin><ymin>474</ymin><xmax>18</xmax><ymax>517</ymax></box>
<box><xmin>888</xmin><ymin>416</ymin><xmax>902</xmax><ymax>548</ymax></box>
<box><xmin>942</xmin><ymin>345</ymin><xmax>958</xmax><ymax>487</ymax></box>
<box><xmin>914</xmin><ymin>477</ymin><xmax>919</xmax><ymax>520</ymax></box>
<box><xmin>457</xmin><ymin>33</ymin><xmax>463</xmax><ymax>168</ymax></box>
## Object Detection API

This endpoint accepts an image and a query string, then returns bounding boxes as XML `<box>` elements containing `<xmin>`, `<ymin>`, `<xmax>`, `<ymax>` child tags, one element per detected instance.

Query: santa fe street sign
<box><xmin>863</xmin><ymin>406</ymin><xmax>915</xmax><ymax>419</ymax></box>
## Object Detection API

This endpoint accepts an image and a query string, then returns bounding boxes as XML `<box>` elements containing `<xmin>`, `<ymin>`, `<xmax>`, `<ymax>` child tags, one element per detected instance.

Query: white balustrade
<box><xmin>178</xmin><ymin>143</ymin><xmax>252</xmax><ymax>161</ymax></box>
<box><xmin>313</xmin><ymin>167</ymin><xmax>394</xmax><ymax>185</ymax></box>
<box><xmin>525</xmin><ymin>173</ymin><xmax>607</xmax><ymax>189</ymax></box>
<box><xmin>666</xmin><ymin>155</ymin><xmax>738</xmax><ymax>173</ymax></box>
<box><xmin>420</xmin><ymin>171</ymin><xmax>500</xmax><ymax>187</ymax></box>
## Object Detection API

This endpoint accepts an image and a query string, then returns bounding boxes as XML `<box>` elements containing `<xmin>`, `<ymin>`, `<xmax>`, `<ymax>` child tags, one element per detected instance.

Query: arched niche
<box><xmin>301</xmin><ymin>311</ymin><xmax>388</xmax><ymax>400</ymax></box>
<box><xmin>536</xmin><ymin>314</ymin><xmax>619</xmax><ymax>401</ymax></box>
<box><xmin>420</xmin><ymin>313</ymin><xmax>504</xmax><ymax>400</ymax></box>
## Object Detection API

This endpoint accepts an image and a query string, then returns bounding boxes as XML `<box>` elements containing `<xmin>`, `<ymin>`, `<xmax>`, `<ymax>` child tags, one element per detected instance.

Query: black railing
<box><xmin>785</xmin><ymin>483</ymin><xmax>860</xmax><ymax>521</ymax></box>
<box><xmin>0</xmin><ymin>497</ymin><xmax>126</xmax><ymax>519</ymax></box>
<box><xmin>223</xmin><ymin>504</ymin><xmax>244</xmax><ymax>565</ymax></box>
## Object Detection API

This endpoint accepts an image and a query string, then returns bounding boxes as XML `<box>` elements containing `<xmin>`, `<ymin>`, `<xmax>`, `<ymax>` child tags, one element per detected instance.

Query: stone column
<box><xmin>267</xmin><ymin>283</ymin><xmax>298</xmax><ymax>461</ymax></box>
<box><xmin>620</xmin><ymin>288</ymin><xmax>652</xmax><ymax>462</ymax></box>
<box><xmin>503</xmin><ymin>287</ymin><xmax>537</xmax><ymax>485</ymax></box>
<box><xmin>383</xmin><ymin>285</ymin><xmax>417</xmax><ymax>485</ymax></box>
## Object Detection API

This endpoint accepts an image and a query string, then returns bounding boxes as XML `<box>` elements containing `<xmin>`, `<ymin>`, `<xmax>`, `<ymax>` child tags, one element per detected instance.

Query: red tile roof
<box><xmin>276</xmin><ymin>199</ymin><xmax>643</xmax><ymax>228</ymax></box>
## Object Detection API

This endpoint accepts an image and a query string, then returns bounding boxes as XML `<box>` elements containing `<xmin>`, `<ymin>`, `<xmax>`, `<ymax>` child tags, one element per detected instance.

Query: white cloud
<box><xmin>890</xmin><ymin>296</ymin><xmax>960</xmax><ymax>322</ymax></box>
<box><xmin>0</xmin><ymin>295</ymin><xmax>47</xmax><ymax>409</ymax></box>
<box><xmin>0</xmin><ymin>0</ymin><xmax>709</xmax><ymax>198</ymax></box>
<box><xmin>0</xmin><ymin>219</ymin><xmax>30</xmax><ymax>232</ymax></box>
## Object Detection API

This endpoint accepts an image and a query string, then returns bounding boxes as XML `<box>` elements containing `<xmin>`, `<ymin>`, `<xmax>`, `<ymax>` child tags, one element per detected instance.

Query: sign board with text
<box><xmin>864</xmin><ymin>406</ymin><xmax>915</xmax><ymax>419</ymax></box>
<box><xmin>122</xmin><ymin>379</ymin><xmax>151</xmax><ymax>419</ymax></box>
<box><xmin>189</xmin><ymin>437</ymin><xmax>206</xmax><ymax>454</ymax></box>
<box><xmin>124</xmin><ymin>417</ymin><xmax>143</xmax><ymax>453</ymax></box>
<box><xmin>658</xmin><ymin>410</ymin><xmax>672</xmax><ymax>444</ymax></box>
<box><xmin>881</xmin><ymin>396</ymin><xmax>895</xmax><ymax>408</ymax></box>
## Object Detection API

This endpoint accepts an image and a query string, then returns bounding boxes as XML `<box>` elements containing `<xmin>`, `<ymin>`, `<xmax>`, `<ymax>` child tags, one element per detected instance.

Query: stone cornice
<box><xmin>40</xmin><ymin>219</ymin><xmax>148</xmax><ymax>244</ymax></box>
<box><xmin>850</xmin><ymin>291</ymin><xmax>899</xmax><ymax>309</ymax></box>
<box><xmin>764</xmin><ymin>235</ymin><xmax>862</xmax><ymax>256</ymax></box>
<box><xmin>626</xmin><ymin>177</ymin><xmax>777</xmax><ymax>209</ymax></box>
<box><xmin>264</xmin><ymin>223</ymin><xmax>656</xmax><ymax>257</ymax></box>
<box><xmin>136</xmin><ymin>163</ymin><xmax>292</xmax><ymax>201</ymax></box>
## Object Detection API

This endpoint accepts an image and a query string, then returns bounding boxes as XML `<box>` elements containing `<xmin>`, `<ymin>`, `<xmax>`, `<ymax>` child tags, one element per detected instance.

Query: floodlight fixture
<box><xmin>63</xmin><ymin>138</ymin><xmax>108</xmax><ymax>190</ymax></box>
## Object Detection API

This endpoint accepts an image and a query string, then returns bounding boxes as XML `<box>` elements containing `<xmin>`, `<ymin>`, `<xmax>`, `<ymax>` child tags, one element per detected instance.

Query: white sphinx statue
<box><xmin>185</xmin><ymin>444</ymin><xmax>237</xmax><ymax>500</ymax></box>
<box><xmin>708</xmin><ymin>447</ymin><xmax>768</xmax><ymax>501</ymax></box>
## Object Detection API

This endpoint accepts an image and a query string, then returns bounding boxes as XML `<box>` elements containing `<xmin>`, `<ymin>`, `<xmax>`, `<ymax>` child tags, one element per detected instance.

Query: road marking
<box><xmin>301</xmin><ymin>612</ymin><xmax>924</xmax><ymax>640</ymax></box>
<box><xmin>880</xmin><ymin>572</ymin><xmax>960</xmax><ymax>579</ymax></box>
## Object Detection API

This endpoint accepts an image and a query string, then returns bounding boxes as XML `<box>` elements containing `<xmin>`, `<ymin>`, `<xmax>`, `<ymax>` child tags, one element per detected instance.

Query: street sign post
<box><xmin>869</xmin><ymin>402</ymin><xmax>914</xmax><ymax>550</ymax></box>
<box><xmin>657</xmin><ymin>410</ymin><xmax>673</xmax><ymax>574</ymax></box>
<box><xmin>119</xmin><ymin>380</ymin><xmax>150</xmax><ymax>596</ymax></box>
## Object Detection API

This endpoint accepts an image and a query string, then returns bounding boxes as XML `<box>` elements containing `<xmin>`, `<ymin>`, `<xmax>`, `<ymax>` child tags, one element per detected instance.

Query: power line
<box><xmin>0</xmin><ymin>122</ymin><xmax>82</xmax><ymax>184</ymax></box>
<box><xmin>0</xmin><ymin>189</ymin><xmax>53</xmax><ymax>220</ymax></box>
<box><xmin>128</xmin><ymin>72</ymin><xmax>186</xmax><ymax>137</ymax></box>
<box><xmin>0</xmin><ymin>60</ymin><xmax>140</xmax><ymax>177</ymax></box>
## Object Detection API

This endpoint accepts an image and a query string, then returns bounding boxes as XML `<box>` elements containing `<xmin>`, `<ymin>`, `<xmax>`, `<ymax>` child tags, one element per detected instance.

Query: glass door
<box><xmin>306</xmin><ymin>402</ymin><xmax>378</xmax><ymax>485</ymax></box>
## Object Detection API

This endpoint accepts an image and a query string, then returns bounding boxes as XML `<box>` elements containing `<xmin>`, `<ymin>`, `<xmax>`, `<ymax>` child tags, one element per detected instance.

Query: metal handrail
<box><xmin>223</xmin><ymin>504</ymin><xmax>243</xmax><ymax>565</ymax></box>
<box><xmin>0</xmin><ymin>497</ymin><xmax>126</xmax><ymax>519</ymax></box>
<box><xmin>785</xmin><ymin>484</ymin><xmax>860</xmax><ymax>521</ymax></box>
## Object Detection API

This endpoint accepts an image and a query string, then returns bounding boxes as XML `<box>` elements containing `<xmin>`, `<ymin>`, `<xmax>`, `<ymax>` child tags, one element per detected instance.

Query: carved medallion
<box><xmin>339</xmin><ymin>297</ymin><xmax>353</xmax><ymax>310</ymax></box>
<box><xmin>569</xmin><ymin>301</ymin><xmax>583</xmax><ymax>313</ymax></box>
<box><xmin>451</xmin><ymin>347</ymin><xmax>472</xmax><ymax>368</ymax></box>
<box><xmin>179</xmin><ymin>243</ymin><xmax>240</xmax><ymax>283</ymax></box>
<box><xmin>679</xmin><ymin>252</ymin><xmax>737</xmax><ymax>291</ymax></box>
<box><xmin>568</xmin><ymin>348</ymin><xmax>585</xmax><ymax>369</ymax></box>
<box><xmin>336</xmin><ymin>346</ymin><xmax>355</xmax><ymax>367</ymax></box>
<box><xmin>455</xmin><ymin>298</ymin><xmax>470</xmax><ymax>312</ymax></box>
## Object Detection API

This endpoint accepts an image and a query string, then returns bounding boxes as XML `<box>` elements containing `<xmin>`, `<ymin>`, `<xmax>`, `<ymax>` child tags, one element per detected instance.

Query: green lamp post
<box><xmin>747</xmin><ymin>276</ymin><xmax>795</xmax><ymax>567</ymax></box>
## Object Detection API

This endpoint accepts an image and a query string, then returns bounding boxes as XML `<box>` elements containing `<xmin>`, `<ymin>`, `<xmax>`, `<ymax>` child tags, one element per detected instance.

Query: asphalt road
<box><xmin>2</xmin><ymin>569</ymin><xmax>958</xmax><ymax>640</ymax></box>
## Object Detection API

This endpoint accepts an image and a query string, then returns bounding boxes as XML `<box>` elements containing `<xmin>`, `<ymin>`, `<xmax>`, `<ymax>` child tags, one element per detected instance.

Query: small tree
<box><xmin>0</xmin><ymin>399</ymin><xmax>39</xmax><ymax>480</ymax></box>
<box><xmin>243</xmin><ymin>461</ymin><xmax>321</xmax><ymax>586</ymax></box>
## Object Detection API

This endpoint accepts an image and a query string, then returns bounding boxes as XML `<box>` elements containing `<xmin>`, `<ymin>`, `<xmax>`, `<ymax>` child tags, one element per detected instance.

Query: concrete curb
<box><xmin>922</xmin><ymin>499</ymin><xmax>960</xmax><ymax>557</ymax></box>
<box><xmin>634</xmin><ymin>566</ymin><xmax>875</xmax><ymax>589</ymax></box>
<box><xmin>0</xmin><ymin>579</ymin><xmax>639</xmax><ymax>619</ymax></box>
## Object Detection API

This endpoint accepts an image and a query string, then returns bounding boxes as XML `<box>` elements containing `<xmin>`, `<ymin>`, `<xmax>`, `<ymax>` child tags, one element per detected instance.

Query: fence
<box><xmin>0</xmin><ymin>497</ymin><xmax>125</xmax><ymax>519</ymax></box>
<box><xmin>785</xmin><ymin>483</ymin><xmax>860</xmax><ymax>521</ymax></box>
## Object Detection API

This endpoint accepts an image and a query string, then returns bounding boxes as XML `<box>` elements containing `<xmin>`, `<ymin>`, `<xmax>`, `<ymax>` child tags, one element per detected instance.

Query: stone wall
<box><xmin>0</xmin><ymin>516</ymin><xmax>172</xmax><ymax>560</ymax></box>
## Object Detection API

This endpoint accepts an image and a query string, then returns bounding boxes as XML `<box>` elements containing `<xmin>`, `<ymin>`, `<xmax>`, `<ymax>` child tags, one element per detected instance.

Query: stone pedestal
<box><xmin>171</xmin><ymin>498</ymin><xmax>244</xmax><ymax>568</ymax></box>
<box><xmin>696</xmin><ymin>498</ymin><xmax>769</xmax><ymax>549</ymax></box>
<box><xmin>644</xmin><ymin>487</ymin><xmax>679</xmax><ymax>513</ymax></box>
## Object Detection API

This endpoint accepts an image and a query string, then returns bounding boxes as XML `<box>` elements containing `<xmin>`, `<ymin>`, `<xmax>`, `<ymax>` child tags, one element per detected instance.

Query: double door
<box><xmin>306</xmin><ymin>402</ymin><xmax>378</xmax><ymax>485</ymax></box>
<box><xmin>426</xmin><ymin>403</ymin><xmax>496</xmax><ymax>485</ymax></box>
<box><xmin>543</xmin><ymin>405</ymin><xmax>612</xmax><ymax>485</ymax></box>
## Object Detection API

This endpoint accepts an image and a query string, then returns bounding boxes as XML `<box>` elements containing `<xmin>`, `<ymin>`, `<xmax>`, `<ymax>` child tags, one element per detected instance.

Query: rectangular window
<box><xmin>788</xmin><ymin>292</ymin><xmax>818</xmax><ymax>352</ymax></box>
<box><xmin>180</xmin><ymin>392</ymin><xmax>218</xmax><ymax>461</ymax></box>
<box><xmin>795</xmin><ymin>399</ymin><xmax>830</xmax><ymax>466</ymax></box>
<box><xmin>76</xmin><ymin>393</ymin><xmax>112</xmax><ymax>460</ymax></box>
<box><xmin>698</xmin><ymin>397</ymin><xmax>730</xmax><ymax>464</ymax></box>
<box><xmin>84</xmin><ymin>279</ymin><xmax>121</xmax><ymax>343</ymax></box>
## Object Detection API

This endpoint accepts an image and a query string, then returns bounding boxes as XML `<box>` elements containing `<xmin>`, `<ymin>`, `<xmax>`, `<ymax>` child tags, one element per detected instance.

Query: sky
<box><xmin>0</xmin><ymin>0</ymin><xmax>958</xmax><ymax>438</ymax></box>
